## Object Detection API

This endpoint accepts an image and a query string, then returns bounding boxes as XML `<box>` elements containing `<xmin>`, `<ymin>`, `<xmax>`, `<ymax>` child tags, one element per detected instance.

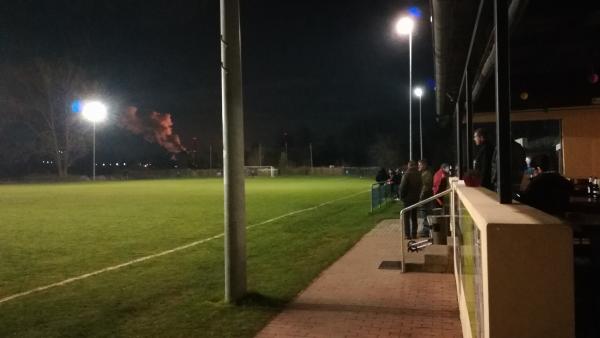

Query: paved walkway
<box><xmin>256</xmin><ymin>219</ymin><xmax>462</xmax><ymax>338</ymax></box>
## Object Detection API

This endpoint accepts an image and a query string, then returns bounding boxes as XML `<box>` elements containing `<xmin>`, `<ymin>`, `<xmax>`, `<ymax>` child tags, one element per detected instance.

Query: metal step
<box><xmin>404</xmin><ymin>244</ymin><xmax>454</xmax><ymax>273</ymax></box>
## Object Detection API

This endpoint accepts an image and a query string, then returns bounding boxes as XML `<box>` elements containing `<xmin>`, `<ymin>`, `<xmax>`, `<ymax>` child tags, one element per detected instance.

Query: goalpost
<box><xmin>244</xmin><ymin>166</ymin><xmax>278</xmax><ymax>177</ymax></box>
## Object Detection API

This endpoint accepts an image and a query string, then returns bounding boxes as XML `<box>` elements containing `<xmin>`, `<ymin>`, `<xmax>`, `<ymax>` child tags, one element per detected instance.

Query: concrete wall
<box><xmin>473</xmin><ymin>105</ymin><xmax>600</xmax><ymax>178</ymax></box>
<box><xmin>562</xmin><ymin>108</ymin><xmax>600</xmax><ymax>178</ymax></box>
<box><xmin>453</xmin><ymin>182</ymin><xmax>574</xmax><ymax>338</ymax></box>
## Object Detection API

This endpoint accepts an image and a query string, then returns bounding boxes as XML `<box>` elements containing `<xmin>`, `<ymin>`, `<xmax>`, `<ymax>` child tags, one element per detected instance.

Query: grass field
<box><xmin>0</xmin><ymin>177</ymin><xmax>399</xmax><ymax>337</ymax></box>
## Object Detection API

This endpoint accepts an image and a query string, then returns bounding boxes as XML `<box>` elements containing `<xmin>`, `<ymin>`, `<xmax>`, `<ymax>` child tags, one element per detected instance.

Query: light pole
<box><xmin>82</xmin><ymin>101</ymin><xmax>107</xmax><ymax>181</ymax></box>
<box><xmin>395</xmin><ymin>16</ymin><xmax>415</xmax><ymax>160</ymax></box>
<box><xmin>414</xmin><ymin>87</ymin><xmax>424</xmax><ymax>160</ymax></box>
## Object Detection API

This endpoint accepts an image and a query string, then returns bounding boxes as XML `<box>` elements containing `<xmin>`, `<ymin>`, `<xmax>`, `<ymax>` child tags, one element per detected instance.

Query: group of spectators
<box><xmin>375</xmin><ymin>126</ymin><xmax>574</xmax><ymax>238</ymax></box>
<box><xmin>376</xmin><ymin>160</ymin><xmax>451</xmax><ymax>239</ymax></box>
<box><xmin>471</xmin><ymin>128</ymin><xmax>572</xmax><ymax>216</ymax></box>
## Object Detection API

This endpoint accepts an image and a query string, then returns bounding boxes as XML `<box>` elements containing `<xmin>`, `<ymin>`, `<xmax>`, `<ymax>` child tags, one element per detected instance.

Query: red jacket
<box><xmin>433</xmin><ymin>168</ymin><xmax>448</xmax><ymax>206</ymax></box>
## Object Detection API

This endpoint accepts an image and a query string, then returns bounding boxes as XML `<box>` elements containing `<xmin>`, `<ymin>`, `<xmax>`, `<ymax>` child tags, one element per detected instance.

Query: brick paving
<box><xmin>256</xmin><ymin>219</ymin><xmax>462</xmax><ymax>338</ymax></box>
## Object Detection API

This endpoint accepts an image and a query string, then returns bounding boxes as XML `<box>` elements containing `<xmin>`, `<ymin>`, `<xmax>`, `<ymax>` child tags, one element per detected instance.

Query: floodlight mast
<box><xmin>82</xmin><ymin>101</ymin><xmax>107</xmax><ymax>181</ymax></box>
<box><xmin>395</xmin><ymin>16</ymin><xmax>415</xmax><ymax>160</ymax></box>
<box><xmin>414</xmin><ymin>87</ymin><xmax>424</xmax><ymax>159</ymax></box>
<box><xmin>220</xmin><ymin>0</ymin><xmax>247</xmax><ymax>303</ymax></box>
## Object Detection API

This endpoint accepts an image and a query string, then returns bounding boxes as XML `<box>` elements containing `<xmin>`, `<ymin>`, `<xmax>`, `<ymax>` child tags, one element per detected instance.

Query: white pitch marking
<box><xmin>0</xmin><ymin>190</ymin><xmax>368</xmax><ymax>305</ymax></box>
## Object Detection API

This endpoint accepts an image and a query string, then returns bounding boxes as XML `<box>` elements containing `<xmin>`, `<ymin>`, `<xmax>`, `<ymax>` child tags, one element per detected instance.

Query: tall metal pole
<box><xmin>408</xmin><ymin>32</ymin><xmax>413</xmax><ymax>161</ymax></box>
<box><xmin>258</xmin><ymin>143</ymin><xmax>262</xmax><ymax>167</ymax></box>
<box><xmin>92</xmin><ymin>122</ymin><xmax>96</xmax><ymax>181</ymax></box>
<box><xmin>495</xmin><ymin>0</ymin><xmax>512</xmax><ymax>204</ymax></box>
<box><xmin>309</xmin><ymin>143</ymin><xmax>313</xmax><ymax>168</ymax></box>
<box><xmin>455</xmin><ymin>103</ymin><xmax>463</xmax><ymax>179</ymax></box>
<box><xmin>419</xmin><ymin>95</ymin><xmax>423</xmax><ymax>160</ymax></box>
<box><xmin>220</xmin><ymin>0</ymin><xmax>246</xmax><ymax>302</ymax></box>
<box><xmin>465</xmin><ymin>70</ymin><xmax>474</xmax><ymax>169</ymax></box>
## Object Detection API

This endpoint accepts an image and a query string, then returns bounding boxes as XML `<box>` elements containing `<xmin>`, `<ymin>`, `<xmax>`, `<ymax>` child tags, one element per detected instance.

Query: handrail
<box><xmin>399</xmin><ymin>188</ymin><xmax>453</xmax><ymax>215</ymax></box>
<box><xmin>399</xmin><ymin>188</ymin><xmax>453</xmax><ymax>272</ymax></box>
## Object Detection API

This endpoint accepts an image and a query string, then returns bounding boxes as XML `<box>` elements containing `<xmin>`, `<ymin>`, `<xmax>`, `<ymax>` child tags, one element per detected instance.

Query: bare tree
<box><xmin>368</xmin><ymin>136</ymin><xmax>401</xmax><ymax>168</ymax></box>
<box><xmin>2</xmin><ymin>59</ymin><xmax>100</xmax><ymax>177</ymax></box>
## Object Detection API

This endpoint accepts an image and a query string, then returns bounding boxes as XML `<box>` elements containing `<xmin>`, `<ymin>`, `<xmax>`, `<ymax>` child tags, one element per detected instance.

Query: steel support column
<box><xmin>494</xmin><ymin>0</ymin><xmax>512</xmax><ymax>204</ymax></box>
<box><xmin>455</xmin><ymin>103</ymin><xmax>463</xmax><ymax>179</ymax></box>
<box><xmin>220</xmin><ymin>0</ymin><xmax>247</xmax><ymax>302</ymax></box>
<box><xmin>465</xmin><ymin>70</ymin><xmax>474</xmax><ymax>169</ymax></box>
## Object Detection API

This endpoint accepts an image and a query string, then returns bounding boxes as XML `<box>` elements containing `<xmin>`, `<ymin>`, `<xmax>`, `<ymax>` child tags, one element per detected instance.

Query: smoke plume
<box><xmin>120</xmin><ymin>106</ymin><xmax>186</xmax><ymax>153</ymax></box>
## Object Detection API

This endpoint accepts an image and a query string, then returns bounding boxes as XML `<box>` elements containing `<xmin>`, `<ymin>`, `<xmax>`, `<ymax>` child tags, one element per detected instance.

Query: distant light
<box><xmin>430</xmin><ymin>16</ymin><xmax>433</xmax><ymax>23</ymax></box>
<box><xmin>408</xmin><ymin>6</ymin><xmax>422</xmax><ymax>18</ymax></box>
<box><xmin>71</xmin><ymin>100</ymin><xmax>82</xmax><ymax>113</ymax></box>
<box><xmin>123</xmin><ymin>162</ymin><xmax>126</xmax><ymax>166</ymax></box>
<box><xmin>414</xmin><ymin>87</ymin><xmax>424</xmax><ymax>97</ymax></box>
<box><xmin>116</xmin><ymin>163</ymin><xmax>119</xmax><ymax>166</ymax></box>
<box><xmin>426</xmin><ymin>78</ymin><xmax>436</xmax><ymax>90</ymax></box>
<box><xmin>520</xmin><ymin>92</ymin><xmax>529</xmax><ymax>100</ymax></box>
<box><xmin>395</xmin><ymin>16</ymin><xmax>415</xmax><ymax>36</ymax></box>
<box><xmin>82</xmin><ymin>101</ymin><xmax>107</xmax><ymax>123</ymax></box>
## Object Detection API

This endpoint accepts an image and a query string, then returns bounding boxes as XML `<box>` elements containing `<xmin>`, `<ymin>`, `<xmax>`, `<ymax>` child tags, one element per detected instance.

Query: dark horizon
<box><xmin>0</xmin><ymin>0</ymin><xmax>444</xmax><ymax>177</ymax></box>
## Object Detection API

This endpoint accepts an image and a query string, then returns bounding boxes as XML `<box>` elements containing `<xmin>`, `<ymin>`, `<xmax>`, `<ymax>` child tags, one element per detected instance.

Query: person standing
<box><xmin>375</xmin><ymin>167</ymin><xmax>388</xmax><ymax>185</ymax></box>
<box><xmin>390</xmin><ymin>168</ymin><xmax>402</xmax><ymax>200</ymax></box>
<box><xmin>433</xmin><ymin>163</ymin><xmax>451</xmax><ymax>207</ymax></box>
<box><xmin>518</xmin><ymin>154</ymin><xmax>573</xmax><ymax>217</ymax></box>
<box><xmin>399</xmin><ymin>160</ymin><xmax>422</xmax><ymax>239</ymax></box>
<box><xmin>418</xmin><ymin>159</ymin><xmax>433</xmax><ymax>237</ymax></box>
<box><xmin>473</xmin><ymin>128</ymin><xmax>494</xmax><ymax>190</ymax></box>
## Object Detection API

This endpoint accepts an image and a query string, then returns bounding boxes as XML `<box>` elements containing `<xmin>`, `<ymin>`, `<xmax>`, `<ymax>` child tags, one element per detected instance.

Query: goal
<box><xmin>244</xmin><ymin>166</ymin><xmax>278</xmax><ymax>177</ymax></box>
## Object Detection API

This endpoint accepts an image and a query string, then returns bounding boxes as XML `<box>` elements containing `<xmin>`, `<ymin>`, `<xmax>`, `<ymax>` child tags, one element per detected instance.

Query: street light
<box><xmin>82</xmin><ymin>101</ymin><xmax>107</xmax><ymax>181</ymax></box>
<box><xmin>395</xmin><ymin>16</ymin><xmax>415</xmax><ymax>160</ymax></box>
<box><xmin>414</xmin><ymin>87</ymin><xmax>424</xmax><ymax>160</ymax></box>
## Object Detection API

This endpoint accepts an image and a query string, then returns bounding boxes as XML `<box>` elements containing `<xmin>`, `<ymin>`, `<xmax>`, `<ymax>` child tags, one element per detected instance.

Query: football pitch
<box><xmin>0</xmin><ymin>177</ymin><xmax>398</xmax><ymax>337</ymax></box>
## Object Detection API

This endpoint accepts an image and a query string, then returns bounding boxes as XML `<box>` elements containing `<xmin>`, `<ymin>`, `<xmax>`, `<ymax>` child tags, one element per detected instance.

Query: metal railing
<box><xmin>370</xmin><ymin>182</ymin><xmax>393</xmax><ymax>212</ymax></box>
<box><xmin>399</xmin><ymin>188</ymin><xmax>453</xmax><ymax>272</ymax></box>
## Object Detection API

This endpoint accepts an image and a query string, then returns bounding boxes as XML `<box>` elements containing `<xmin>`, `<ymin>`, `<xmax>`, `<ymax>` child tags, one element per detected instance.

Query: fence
<box><xmin>10</xmin><ymin>166</ymin><xmax>385</xmax><ymax>182</ymax></box>
<box><xmin>370</xmin><ymin>182</ymin><xmax>392</xmax><ymax>212</ymax></box>
<box><xmin>343</xmin><ymin>167</ymin><xmax>380</xmax><ymax>178</ymax></box>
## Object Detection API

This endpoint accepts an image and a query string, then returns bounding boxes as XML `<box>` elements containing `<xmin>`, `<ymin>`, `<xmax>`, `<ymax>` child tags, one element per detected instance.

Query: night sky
<box><xmin>2</xmin><ymin>0</ymin><xmax>436</xmax><ymax>168</ymax></box>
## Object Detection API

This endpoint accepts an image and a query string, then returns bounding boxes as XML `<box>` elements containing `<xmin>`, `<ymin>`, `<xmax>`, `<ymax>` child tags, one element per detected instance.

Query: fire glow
<box><xmin>120</xmin><ymin>106</ymin><xmax>186</xmax><ymax>153</ymax></box>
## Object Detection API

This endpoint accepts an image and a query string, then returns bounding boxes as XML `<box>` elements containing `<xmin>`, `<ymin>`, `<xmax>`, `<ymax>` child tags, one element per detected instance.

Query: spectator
<box><xmin>518</xmin><ymin>154</ymin><xmax>573</xmax><ymax>217</ymax></box>
<box><xmin>390</xmin><ymin>168</ymin><xmax>401</xmax><ymax>200</ymax></box>
<box><xmin>473</xmin><ymin>128</ymin><xmax>494</xmax><ymax>190</ymax></box>
<box><xmin>433</xmin><ymin>163</ymin><xmax>451</xmax><ymax>207</ymax></box>
<box><xmin>418</xmin><ymin>159</ymin><xmax>433</xmax><ymax>237</ymax></box>
<box><xmin>399</xmin><ymin>160</ymin><xmax>422</xmax><ymax>239</ymax></box>
<box><xmin>375</xmin><ymin>167</ymin><xmax>388</xmax><ymax>185</ymax></box>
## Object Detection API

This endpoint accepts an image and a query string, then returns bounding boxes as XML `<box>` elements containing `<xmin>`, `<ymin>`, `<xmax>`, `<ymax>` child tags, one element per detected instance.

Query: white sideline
<box><xmin>0</xmin><ymin>190</ymin><xmax>368</xmax><ymax>305</ymax></box>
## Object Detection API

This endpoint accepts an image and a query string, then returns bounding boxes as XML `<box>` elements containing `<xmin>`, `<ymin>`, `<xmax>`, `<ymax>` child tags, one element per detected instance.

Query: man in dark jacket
<box><xmin>518</xmin><ymin>154</ymin><xmax>573</xmax><ymax>217</ymax></box>
<box><xmin>473</xmin><ymin>128</ymin><xmax>494</xmax><ymax>190</ymax></box>
<box><xmin>399</xmin><ymin>160</ymin><xmax>422</xmax><ymax>239</ymax></box>
<box><xmin>375</xmin><ymin>167</ymin><xmax>388</xmax><ymax>185</ymax></box>
<box><xmin>418</xmin><ymin>159</ymin><xmax>434</xmax><ymax>237</ymax></box>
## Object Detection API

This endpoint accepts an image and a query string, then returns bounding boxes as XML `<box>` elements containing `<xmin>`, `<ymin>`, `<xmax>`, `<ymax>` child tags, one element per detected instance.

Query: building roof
<box><xmin>431</xmin><ymin>0</ymin><xmax>600</xmax><ymax>119</ymax></box>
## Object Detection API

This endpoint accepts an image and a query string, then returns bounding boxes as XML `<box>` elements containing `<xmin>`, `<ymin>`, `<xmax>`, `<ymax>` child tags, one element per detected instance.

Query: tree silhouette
<box><xmin>2</xmin><ymin>59</ymin><xmax>101</xmax><ymax>177</ymax></box>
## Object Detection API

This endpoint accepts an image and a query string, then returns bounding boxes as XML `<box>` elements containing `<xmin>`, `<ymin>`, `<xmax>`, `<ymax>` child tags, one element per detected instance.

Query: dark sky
<box><xmin>2</xmin><ymin>0</ymin><xmax>436</xmax><ymax>167</ymax></box>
